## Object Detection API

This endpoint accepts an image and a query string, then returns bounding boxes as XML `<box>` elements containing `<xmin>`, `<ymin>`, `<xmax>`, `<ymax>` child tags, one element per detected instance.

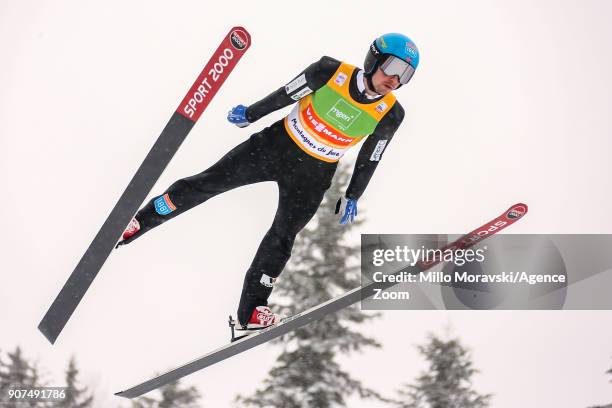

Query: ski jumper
<box><xmin>121</xmin><ymin>56</ymin><xmax>405</xmax><ymax>324</ymax></box>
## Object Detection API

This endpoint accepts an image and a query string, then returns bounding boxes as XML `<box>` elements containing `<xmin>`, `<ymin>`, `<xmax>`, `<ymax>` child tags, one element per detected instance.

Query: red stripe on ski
<box><xmin>176</xmin><ymin>27</ymin><xmax>251</xmax><ymax>122</ymax></box>
<box><xmin>418</xmin><ymin>203</ymin><xmax>528</xmax><ymax>269</ymax></box>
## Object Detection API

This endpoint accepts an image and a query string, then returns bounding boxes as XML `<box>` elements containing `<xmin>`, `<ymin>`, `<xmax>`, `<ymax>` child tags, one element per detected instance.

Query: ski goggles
<box><xmin>380</xmin><ymin>55</ymin><xmax>416</xmax><ymax>84</ymax></box>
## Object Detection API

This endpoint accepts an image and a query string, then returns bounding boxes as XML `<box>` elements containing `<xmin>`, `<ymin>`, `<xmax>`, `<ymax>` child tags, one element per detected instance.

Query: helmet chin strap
<box><xmin>365</xmin><ymin>73</ymin><xmax>378</xmax><ymax>96</ymax></box>
<box><xmin>362</xmin><ymin>70</ymin><xmax>382</xmax><ymax>98</ymax></box>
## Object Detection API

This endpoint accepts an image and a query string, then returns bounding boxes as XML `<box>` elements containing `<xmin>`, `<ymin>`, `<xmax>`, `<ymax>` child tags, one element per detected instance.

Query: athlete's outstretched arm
<box><xmin>245</xmin><ymin>56</ymin><xmax>341</xmax><ymax>123</ymax></box>
<box><xmin>345</xmin><ymin>102</ymin><xmax>405</xmax><ymax>200</ymax></box>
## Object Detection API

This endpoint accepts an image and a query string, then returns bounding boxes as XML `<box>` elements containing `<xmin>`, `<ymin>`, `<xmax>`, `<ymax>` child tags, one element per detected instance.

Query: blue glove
<box><xmin>335</xmin><ymin>197</ymin><xmax>358</xmax><ymax>225</ymax></box>
<box><xmin>227</xmin><ymin>104</ymin><xmax>250</xmax><ymax>128</ymax></box>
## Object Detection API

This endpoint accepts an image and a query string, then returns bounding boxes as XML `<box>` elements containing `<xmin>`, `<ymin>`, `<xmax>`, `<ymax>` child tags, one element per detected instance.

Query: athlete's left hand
<box><xmin>335</xmin><ymin>197</ymin><xmax>358</xmax><ymax>225</ymax></box>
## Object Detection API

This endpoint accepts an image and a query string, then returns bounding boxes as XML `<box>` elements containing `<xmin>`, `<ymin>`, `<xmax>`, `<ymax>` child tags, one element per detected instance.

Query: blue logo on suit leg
<box><xmin>154</xmin><ymin>194</ymin><xmax>177</xmax><ymax>215</ymax></box>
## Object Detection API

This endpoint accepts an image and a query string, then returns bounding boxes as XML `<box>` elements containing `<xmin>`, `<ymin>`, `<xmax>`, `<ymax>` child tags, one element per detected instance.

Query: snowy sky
<box><xmin>2</xmin><ymin>0</ymin><xmax>612</xmax><ymax>407</ymax></box>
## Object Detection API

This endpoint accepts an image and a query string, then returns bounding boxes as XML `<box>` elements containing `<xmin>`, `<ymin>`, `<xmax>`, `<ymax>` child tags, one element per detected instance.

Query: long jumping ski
<box><xmin>115</xmin><ymin>203</ymin><xmax>528</xmax><ymax>398</ymax></box>
<box><xmin>38</xmin><ymin>27</ymin><xmax>252</xmax><ymax>345</ymax></box>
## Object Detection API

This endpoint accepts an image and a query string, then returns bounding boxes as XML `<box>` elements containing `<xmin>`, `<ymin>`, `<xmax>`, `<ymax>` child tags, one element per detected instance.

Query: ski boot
<box><xmin>115</xmin><ymin>218</ymin><xmax>140</xmax><ymax>248</ymax></box>
<box><xmin>228</xmin><ymin>306</ymin><xmax>284</xmax><ymax>342</ymax></box>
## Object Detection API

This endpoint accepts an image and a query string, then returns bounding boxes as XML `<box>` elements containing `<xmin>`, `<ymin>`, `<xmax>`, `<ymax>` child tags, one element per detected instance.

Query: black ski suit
<box><xmin>121</xmin><ymin>56</ymin><xmax>404</xmax><ymax>324</ymax></box>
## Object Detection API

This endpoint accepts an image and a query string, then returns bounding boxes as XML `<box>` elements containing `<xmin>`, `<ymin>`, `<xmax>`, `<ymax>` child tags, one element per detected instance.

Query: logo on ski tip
<box><xmin>230</xmin><ymin>30</ymin><xmax>248</xmax><ymax>50</ymax></box>
<box><xmin>506</xmin><ymin>204</ymin><xmax>527</xmax><ymax>219</ymax></box>
<box><xmin>154</xmin><ymin>194</ymin><xmax>176</xmax><ymax>216</ymax></box>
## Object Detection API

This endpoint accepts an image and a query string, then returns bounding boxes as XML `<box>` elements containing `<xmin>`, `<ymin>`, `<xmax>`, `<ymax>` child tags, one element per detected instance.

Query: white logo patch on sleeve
<box><xmin>260</xmin><ymin>274</ymin><xmax>277</xmax><ymax>288</ymax></box>
<box><xmin>285</xmin><ymin>73</ymin><xmax>307</xmax><ymax>94</ymax></box>
<box><xmin>290</xmin><ymin>86</ymin><xmax>313</xmax><ymax>101</ymax></box>
<box><xmin>370</xmin><ymin>140</ymin><xmax>388</xmax><ymax>161</ymax></box>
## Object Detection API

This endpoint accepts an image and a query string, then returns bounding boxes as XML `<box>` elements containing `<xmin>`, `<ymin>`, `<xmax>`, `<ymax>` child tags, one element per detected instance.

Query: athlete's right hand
<box><xmin>227</xmin><ymin>105</ymin><xmax>250</xmax><ymax>128</ymax></box>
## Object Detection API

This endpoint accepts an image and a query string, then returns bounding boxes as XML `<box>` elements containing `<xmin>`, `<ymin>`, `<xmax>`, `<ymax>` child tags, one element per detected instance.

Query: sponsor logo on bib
<box><xmin>325</xmin><ymin>100</ymin><xmax>361</xmax><ymax>130</ymax></box>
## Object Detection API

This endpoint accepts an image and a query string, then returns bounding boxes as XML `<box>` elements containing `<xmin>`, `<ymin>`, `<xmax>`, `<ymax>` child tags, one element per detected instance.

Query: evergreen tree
<box><xmin>57</xmin><ymin>356</ymin><xmax>93</xmax><ymax>408</ymax></box>
<box><xmin>237</xmin><ymin>164</ymin><xmax>385</xmax><ymax>408</ymax></box>
<box><xmin>131</xmin><ymin>379</ymin><xmax>201</xmax><ymax>408</ymax></box>
<box><xmin>588</xmin><ymin>360</ymin><xmax>612</xmax><ymax>407</ymax></box>
<box><xmin>587</xmin><ymin>361</ymin><xmax>612</xmax><ymax>408</ymax></box>
<box><xmin>396</xmin><ymin>333</ymin><xmax>491</xmax><ymax>408</ymax></box>
<box><xmin>0</xmin><ymin>347</ymin><xmax>32</xmax><ymax>388</ymax></box>
<box><xmin>0</xmin><ymin>347</ymin><xmax>50</xmax><ymax>408</ymax></box>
